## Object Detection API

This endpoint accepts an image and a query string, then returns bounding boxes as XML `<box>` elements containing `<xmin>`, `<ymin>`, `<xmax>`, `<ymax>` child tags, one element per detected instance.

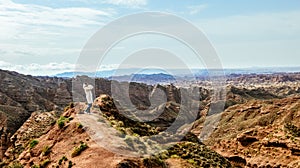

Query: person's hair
<box><xmin>84</xmin><ymin>82</ymin><xmax>88</xmax><ymax>86</ymax></box>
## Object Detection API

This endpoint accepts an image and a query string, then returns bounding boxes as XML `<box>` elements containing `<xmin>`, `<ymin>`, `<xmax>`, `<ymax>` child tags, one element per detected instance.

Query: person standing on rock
<box><xmin>83</xmin><ymin>83</ymin><xmax>94</xmax><ymax>114</ymax></box>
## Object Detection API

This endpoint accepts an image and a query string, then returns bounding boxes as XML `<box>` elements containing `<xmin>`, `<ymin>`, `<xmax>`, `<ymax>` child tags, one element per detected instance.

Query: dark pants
<box><xmin>85</xmin><ymin>103</ymin><xmax>92</xmax><ymax>113</ymax></box>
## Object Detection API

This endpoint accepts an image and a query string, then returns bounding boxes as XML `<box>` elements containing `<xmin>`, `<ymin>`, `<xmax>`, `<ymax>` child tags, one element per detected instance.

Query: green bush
<box><xmin>132</xmin><ymin>133</ymin><xmax>140</xmax><ymax>137</ymax></box>
<box><xmin>57</xmin><ymin>116</ymin><xmax>68</xmax><ymax>129</ymax></box>
<box><xmin>71</xmin><ymin>142</ymin><xmax>88</xmax><ymax>157</ymax></box>
<box><xmin>187</xmin><ymin>159</ymin><xmax>196</xmax><ymax>165</ymax></box>
<box><xmin>58</xmin><ymin>156</ymin><xmax>68</xmax><ymax>165</ymax></box>
<box><xmin>77</xmin><ymin>123</ymin><xmax>83</xmax><ymax>129</ymax></box>
<box><xmin>68</xmin><ymin>161</ymin><xmax>73</xmax><ymax>168</ymax></box>
<box><xmin>170</xmin><ymin>154</ymin><xmax>180</xmax><ymax>158</ymax></box>
<box><xmin>31</xmin><ymin>165</ymin><xmax>39</xmax><ymax>168</ymax></box>
<box><xmin>42</xmin><ymin>146</ymin><xmax>51</xmax><ymax>156</ymax></box>
<box><xmin>143</xmin><ymin>156</ymin><xmax>167</xmax><ymax>168</ymax></box>
<box><xmin>29</xmin><ymin>139</ymin><xmax>39</xmax><ymax>149</ymax></box>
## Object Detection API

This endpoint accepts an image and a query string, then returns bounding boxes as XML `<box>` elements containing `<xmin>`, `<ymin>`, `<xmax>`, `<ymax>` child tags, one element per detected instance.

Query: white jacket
<box><xmin>83</xmin><ymin>84</ymin><xmax>94</xmax><ymax>104</ymax></box>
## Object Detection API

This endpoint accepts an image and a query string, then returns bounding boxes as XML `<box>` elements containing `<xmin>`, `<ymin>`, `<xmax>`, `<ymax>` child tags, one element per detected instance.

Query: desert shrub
<box><xmin>285</xmin><ymin>123</ymin><xmax>300</xmax><ymax>137</ymax></box>
<box><xmin>143</xmin><ymin>156</ymin><xmax>167</xmax><ymax>168</ymax></box>
<box><xmin>117</xmin><ymin>121</ymin><xmax>124</xmax><ymax>127</ymax></box>
<box><xmin>57</xmin><ymin>116</ymin><xmax>68</xmax><ymax>129</ymax></box>
<box><xmin>42</xmin><ymin>146</ymin><xmax>51</xmax><ymax>156</ymax></box>
<box><xmin>8</xmin><ymin>161</ymin><xmax>23</xmax><ymax>168</ymax></box>
<box><xmin>170</xmin><ymin>154</ymin><xmax>180</xmax><ymax>158</ymax></box>
<box><xmin>77</xmin><ymin>123</ymin><xmax>83</xmax><ymax>129</ymax></box>
<box><xmin>68</xmin><ymin>161</ymin><xmax>73</xmax><ymax>168</ymax></box>
<box><xmin>40</xmin><ymin>159</ymin><xmax>50</xmax><ymax>168</ymax></box>
<box><xmin>158</xmin><ymin>150</ymin><xmax>169</xmax><ymax>159</ymax></box>
<box><xmin>64</xmin><ymin>102</ymin><xmax>75</xmax><ymax>112</ymax></box>
<box><xmin>188</xmin><ymin>159</ymin><xmax>196</xmax><ymax>165</ymax></box>
<box><xmin>115</xmin><ymin>127</ymin><xmax>126</xmax><ymax>135</ymax></box>
<box><xmin>11</xmin><ymin>145</ymin><xmax>25</xmax><ymax>156</ymax></box>
<box><xmin>57</xmin><ymin>119</ymin><xmax>65</xmax><ymax>129</ymax></box>
<box><xmin>71</xmin><ymin>142</ymin><xmax>88</xmax><ymax>157</ymax></box>
<box><xmin>116</xmin><ymin>159</ymin><xmax>140</xmax><ymax>168</ymax></box>
<box><xmin>29</xmin><ymin>139</ymin><xmax>39</xmax><ymax>149</ymax></box>
<box><xmin>31</xmin><ymin>165</ymin><xmax>39</xmax><ymax>168</ymax></box>
<box><xmin>132</xmin><ymin>133</ymin><xmax>140</xmax><ymax>137</ymax></box>
<box><xmin>58</xmin><ymin>156</ymin><xmax>68</xmax><ymax>165</ymax></box>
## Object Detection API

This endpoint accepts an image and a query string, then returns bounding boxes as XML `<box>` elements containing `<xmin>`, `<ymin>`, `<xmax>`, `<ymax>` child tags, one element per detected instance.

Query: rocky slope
<box><xmin>0</xmin><ymin>100</ymin><xmax>232</xmax><ymax>168</ymax></box>
<box><xmin>1</xmin><ymin>69</ymin><xmax>300</xmax><ymax>167</ymax></box>
<box><xmin>1</xmin><ymin>69</ymin><xmax>299</xmax><ymax>136</ymax></box>
<box><xmin>0</xmin><ymin>70</ymin><xmax>191</xmax><ymax>163</ymax></box>
<box><xmin>0</xmin><ymin>70</ymin><xmax>181</xmax><ymax>143</ymax></box>
<box><xmin>193</xmin><ymin>96</ymin><xmax>300</xmax><ymax>167</ymax></box>
<box><xmin>0</xmin><ymin>70</ymin><xmax>72</xmax><ymax>134</ymax></box>
<box><xmin>3</xmin><ymin>87</ymin><xmax>298</xmax><ymax>167</ymax></box>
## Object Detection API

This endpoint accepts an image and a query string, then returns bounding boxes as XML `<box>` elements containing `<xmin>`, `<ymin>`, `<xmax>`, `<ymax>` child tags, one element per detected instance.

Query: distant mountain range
<box><xmin>55</xmin><ymin>67</ymin><xmax>300</xmax><ymax>81</ymax></box>
<box><xmin>108</xmin><ymin>73</ymin><xmax>177</xmax><ymax>84</ymax></box>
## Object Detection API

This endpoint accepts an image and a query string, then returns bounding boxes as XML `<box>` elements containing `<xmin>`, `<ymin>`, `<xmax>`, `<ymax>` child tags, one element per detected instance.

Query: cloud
<box><xmin>0</xmin><ymin>60</ymin><xmax>138</xmax><ymax>76</ymax></box>
<box><xmin>103</xmin><ymin>0</ymin><xmax>147</xmax><ymax>8</ymax></box>
<box><xmin>0</xmin><ymin>61</ymin><xmax>77</xmax><ymax>76</ymax></box>
<box><xmin>0</xmin><ymin>0</ymin><xmax>117</xmax><ymax>70</ymax></box>
<box><xmin>187</xmin><ymin>4</ymin><xmax>207</xmax><ymax>15</ymax></box>
<box><xmin>99</xmin><ymin>64</ymin><xmax>119</xmax><ymax>70</ymax></box>
<box><xmin>0</xmin><ymin>0</ymin><xmax>114</xmax><ymax>28</ymax></box>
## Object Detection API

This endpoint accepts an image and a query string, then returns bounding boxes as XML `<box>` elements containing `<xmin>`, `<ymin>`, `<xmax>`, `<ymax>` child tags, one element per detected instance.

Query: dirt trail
<box><xmin>76</xmin><ymin>104</ymin><xmax>136</xmax><ymax>157</ymax></box>
<box><xmin>77</xmin><ymin>112</ymin><xmax>132</xmax><ymax>156</ymax></box>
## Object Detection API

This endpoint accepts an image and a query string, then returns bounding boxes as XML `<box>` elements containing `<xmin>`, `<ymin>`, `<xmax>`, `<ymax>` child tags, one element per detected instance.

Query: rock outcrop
<box><xmin>1</xmin><ymin>69</ymin><xmax>300</xmax><ymax>167</ymax></box>
<box><xmin>1</xmin><ymin>102</ymin><xmax>232</xmax><ymax>168</ymax></box>
<box><xmin>199</xmin><ymin>96</ymin><xmax>300</xmax><ymax>167</ymax></box>
<box><xmin>0</xmin><ymin>70</ymin><xmax>72</xmax><ymax>134</ymax></box>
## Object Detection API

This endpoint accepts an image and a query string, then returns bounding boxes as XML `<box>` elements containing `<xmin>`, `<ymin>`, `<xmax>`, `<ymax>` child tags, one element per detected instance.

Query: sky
<box><xmin>0</xmin><ymin>0</ymin><xmax>300</xmax><ymax>75</ymax></box>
